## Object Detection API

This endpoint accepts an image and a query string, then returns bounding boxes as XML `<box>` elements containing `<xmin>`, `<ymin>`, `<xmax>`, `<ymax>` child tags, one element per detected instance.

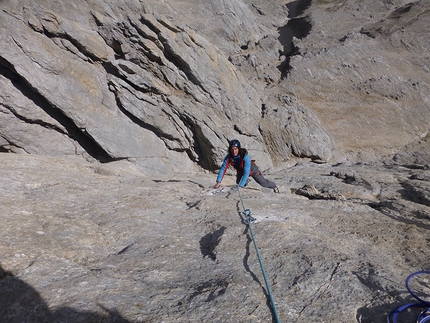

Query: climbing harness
<box><xmin>235</xmin><ymin>186</ymin><xmax>281</xmax><ymax>323</ymax></box>
<box><xmin>387</xmin><ymin>270</ymin><xmax>430</xmax><ymax>323</ymax></box>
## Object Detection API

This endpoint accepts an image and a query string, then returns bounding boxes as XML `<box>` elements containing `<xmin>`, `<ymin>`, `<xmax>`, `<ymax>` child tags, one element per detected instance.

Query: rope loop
<box><xmin>387</xmin><ymin>271</ymin><xmax>430</xmax><ymax>323</ymax></box>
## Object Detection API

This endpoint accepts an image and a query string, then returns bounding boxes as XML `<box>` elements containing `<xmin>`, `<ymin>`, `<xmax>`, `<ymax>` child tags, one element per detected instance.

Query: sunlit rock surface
<box><xmin>0</xmin><ymin>0</ymin><xmax>429</xmax><ymax>322</ymax></box>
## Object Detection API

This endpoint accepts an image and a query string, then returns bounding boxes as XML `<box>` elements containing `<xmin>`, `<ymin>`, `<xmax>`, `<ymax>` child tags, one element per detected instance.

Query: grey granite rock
<box><xmin>0</xmin><ymin>151</ymin><xmax>429</xmax><ymax>322</ymax></box>
<box><xmin>1</xmin><ymin>0</ymin><xmax>430</xmax><ymax>321</ymax></box>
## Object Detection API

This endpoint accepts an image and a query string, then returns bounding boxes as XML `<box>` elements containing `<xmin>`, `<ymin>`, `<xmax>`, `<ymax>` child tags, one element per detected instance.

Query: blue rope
<box><xmin>387</xmin><ymin>270</ymin><xmax>430</xmax><ymax>323</ymax></box>
<box><xmin>235</xmin><ymin>186</ymin><xmax>281</xmax><ymax>323</ymax></box>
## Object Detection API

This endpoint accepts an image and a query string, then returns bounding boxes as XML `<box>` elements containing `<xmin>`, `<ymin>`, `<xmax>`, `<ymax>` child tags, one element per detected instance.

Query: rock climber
<box><xmin>214</xmin><ymin>139</ymin><xmax>279</xmax><ymax>193</ymax></box>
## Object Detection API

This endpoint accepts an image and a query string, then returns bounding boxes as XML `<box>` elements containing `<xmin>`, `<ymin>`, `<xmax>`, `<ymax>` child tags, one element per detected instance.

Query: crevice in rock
<box><xmin>330</xmin><ymin>170</ymin><xmax>357</xmax><ymax>184</ymax></box>
<box><xmin>40</xmin><ymin>27</ymin><xmax>102</xmax><ymax>63</ymax></box>
<box><xmin>186</xmin><ymin>200</ymin><xmax>201</xmax><ymax>210</ymax></box>
<box><xmin>104</xmin><ymin>62</ymin><xmax>151</xmax><ymax>94</ymax></box>
<box><xmin>152</xmin><ymin>179</ymin><xmax>182</xmax><ymax>183</ymax></box>
<box><xmin>109</xmin><ymin>82</ymin><xmax>163</xmax><ymax>136</ymax></box>
<box><xmin>117</xmin><ymin>243</ymin><xmax>134</xmax><ymax>255</ymax></box>
<box><xmin>295</xmin><ymin>184</ymin><xmax>345</xmax><ymax>200</ymax></box>
<box><xmin>0</xmin><ymin>56</ymin><xmax>114</xmax><ymax>162</ymax></box>
<box><xmin>96</xmin><ymin>24</ymin><xmax>126</xmax><ymax>60</ymax></box>
<box><xmin>187</xmin><ymin>180</ymin><xmax>205</xmax><ymax>189</ymax></box>
<box><xmin>160</xmin><ymin>38</ymin><xmax>202</xmax><ymax>88</ymax></box>
<box><xmin>261</xmin><ymin>103</ymin><xmax>267</xmax><ymax>118</ymax></box>
<box><xmin>291</xmin><ymin>266</ymin><xmax>312</xmax><ymax>287</ymax></box>
<box><xmin>367</xmin><ymin>201</ymin><xmax>430</xmax><ymax>230</ymax></box>
<box><xmin>139</xmin><ymin>16</ymin><xmax>208</xmax><ymax>95</ymax></box>
<box><xmin>360</xmin><ymin>2</ymin><xmax>414</xmax><ymax>38</ymax></box>
<box><xmin>199</xmin><ymin>226</ymin><xmax>226</xmax><ymax>261</ymax></box>
<box><xmin>287</xmin><ymin>0</ymin><xmax>313</xmax><ymax>17</ymax></box>
<box><xmin>178</xmin><ymin>114</ymin><xmax>217</xmax><ymax>171</ymax></box>
<box><xmin>0</xmin><ymin>135</ymin><xmax>27</xmax><ymax>153</ymax></box>
<box><xmin>2</xmin><ymin>102</ymin><xmax>67</xmax><ymax>134</ymax></box>
<box><xmin>298</xmin><ymin>262</ymin><xmax>340</xmax><ymax>319</ymax></box>
<box><xmin>399</xmin><ymin>181</ymin><xmax>430</xmax><ymax>207</ymax></box>
<box><xmin>277</xmin><ymin>0</ymin><xmax>313</xmax><ymax>78</ymax></box>
<box><xmin>188</xmin><ymin>279</ymin><xmax>229</xmax><ymax>303</ymax></box>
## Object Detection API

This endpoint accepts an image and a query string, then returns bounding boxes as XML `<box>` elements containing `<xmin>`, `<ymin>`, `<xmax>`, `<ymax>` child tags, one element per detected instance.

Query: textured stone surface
<box><xmin>5</xmin><ymin>0</ymin><xmax>428</xmax><ymax>171</ymax></box>
<box><xmin>1</xmin><ymin>0</ymin><xmax>430</xmax><ymax>322</ymax></box>
<box><xmin>0</xmin><ymin>149</ymin><xmax>429</xmax><ymax>322</ymax></box>
<box><xmin>286</xmin><ymin>0</ymin><xmax>430</xmax><ymax>162</ymax></box>
<box><xmin>0</xmin><ymin>0</ymin><xmax>273</xmax><ymax>172</ymax></box>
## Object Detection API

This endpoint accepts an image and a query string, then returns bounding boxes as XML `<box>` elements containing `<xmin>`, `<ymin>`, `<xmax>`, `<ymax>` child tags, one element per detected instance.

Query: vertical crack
<box><xmin>297</xmin><ymin>262</ymin><xmax>340</xmax><ymax>319</ymax></box>
<box><xmin>277</xmin><ymin>0</ymin><xmax>313</xmax><ymax>78</ymax></box>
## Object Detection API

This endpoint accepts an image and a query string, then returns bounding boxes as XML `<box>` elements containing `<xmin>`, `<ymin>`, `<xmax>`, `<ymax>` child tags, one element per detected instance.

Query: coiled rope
<box><xmin>387</xmin><ymin>270</ymin><xmax>430</xmax><ymax>323</ymax></box>
<box><xmin>235</xmin><ymin>186</ymin><xmax>281</xmax><ymax>323</ymax></box>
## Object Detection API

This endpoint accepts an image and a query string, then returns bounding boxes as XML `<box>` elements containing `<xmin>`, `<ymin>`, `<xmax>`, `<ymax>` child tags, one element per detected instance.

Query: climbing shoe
<box><xmin>273</xmin><ymin>187</ymin><xmax>280</xmax><ymax>193</ymax></box>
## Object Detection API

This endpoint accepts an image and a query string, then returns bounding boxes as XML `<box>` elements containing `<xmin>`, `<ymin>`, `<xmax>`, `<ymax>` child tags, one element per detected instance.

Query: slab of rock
<box><xmin>0</xmin><ymin>153</ymin><xmax>428</xmax><ymax>322</ymax></box>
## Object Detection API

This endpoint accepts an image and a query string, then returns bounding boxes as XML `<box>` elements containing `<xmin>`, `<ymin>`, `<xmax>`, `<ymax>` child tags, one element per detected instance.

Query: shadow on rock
<box><xmin>277</xmin><ymin>0</ymin><xmax>313</xmax><ymax>77</ymax></box>
<box><xmin>356</xmin><ymin>301</ymin><xmax>421</xmax><ymax>323</ymax></box>
<box><xmin>398</xmin><ymin>181</ymin><xmax>430</xmax><ymax>207</ymax></box>
<box><xmin>352</xmin><ymin>264</ymin><xmax>423</xmax><ymax>323</ymax></box>
<box><xmin>199</xmin><ymin>226</ymin><xmax>226</xmax><ymax>261</ymax></box>
<box><xmin>0</xmin><ymin>265</ymin><xmax>131</xmax><ymax>323</ymax></box>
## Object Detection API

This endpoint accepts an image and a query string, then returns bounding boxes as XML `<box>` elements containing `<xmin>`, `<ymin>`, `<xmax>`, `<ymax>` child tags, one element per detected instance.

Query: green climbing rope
<box><xmin>235</xmin><ymin>186</ymin><xmax>281</xmax><ymax>323</ymax></box>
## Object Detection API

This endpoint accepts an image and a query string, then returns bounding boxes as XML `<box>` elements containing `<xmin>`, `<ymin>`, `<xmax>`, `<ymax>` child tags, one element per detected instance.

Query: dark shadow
<box><xmin>0</xmin><ymin>265</ymin><xmax>132</xmax><ymax>322</ymax></box>
<box><xmin>353</xmin><ymin>266</ymin><xmax>430</xmax><ymax>322</ymax></box>
<box><xmin>398</xmin><ymin>182</ymin><xmax>430</xmax><ymax>207</ymax></box>
<box><xmin>400</xmin><ymin>164</ymin><xmax>429</xmax><ymax>170</ymax></box>
<box><xmin>387</xmin><ymin>2</ymin><xmax>414</xmax><ymax>19</ymax></box>
<box><xmin>152</xmin><ymin>179</ymin><xmax>182</xmax><ymax>183</ymax></box>
<box><xmin>178</xmin><ymin>113</ymin><xmax>218</xmax><ymax>171</ymax></box>
<box><xmin>199</xmin><ymin>226</ymin><xmax>226</xmax><ymax>261</ymax></box>
<box><xmin>286</xmin><ymin>0</ymin><xmax>313</xmax><ymax>17</ymax></box>
<box><xmin>352</xmin><ymin>266</ymin><xmax>403</xmax><ymax>323</ymax></box>
<box><xmin>356</xmin><ymin>300</ymin><xmax>422</xmax><ymax>323</ymax></box>
<box><xmin>277</xmin><ymin>0</ymin><xmax>313</xmax><ymax>77</ymax></box>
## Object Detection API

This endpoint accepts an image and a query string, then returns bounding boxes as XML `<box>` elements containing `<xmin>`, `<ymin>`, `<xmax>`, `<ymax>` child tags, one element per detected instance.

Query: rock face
<box><xmin>0</xmin><ymin>0</ymin><xmax>269</xmax><ymax>172</ymax></box>
<box><xmin>3</xmin><ymin>0</ymin><xmax>428</xmax><ymax>172</ymax></box>
<box><xmin>0</xmin><ymin>150</ymin><xmax>429</xmax><ymax>322</ymax></box>
<box><xmin>286</xmin><ymin>0</ymin><xmax>430</xmax><ymax>162</ymax></box>
<box><xmin>1</xmin><ymin>0</ymin><xmax>430</xmax><ymax>322</ymax></box>
<box><xmin>0</xmin><ymin>0</ymin><xmax>430</xmax><ymax>173</ymax></box>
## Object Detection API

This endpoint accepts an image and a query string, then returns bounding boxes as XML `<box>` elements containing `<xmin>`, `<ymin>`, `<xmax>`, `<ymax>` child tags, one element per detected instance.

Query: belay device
<box><xmin>387</xmin><ymin>271</ymin><xmax>430</xmax><ymax>323</ymax></box>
